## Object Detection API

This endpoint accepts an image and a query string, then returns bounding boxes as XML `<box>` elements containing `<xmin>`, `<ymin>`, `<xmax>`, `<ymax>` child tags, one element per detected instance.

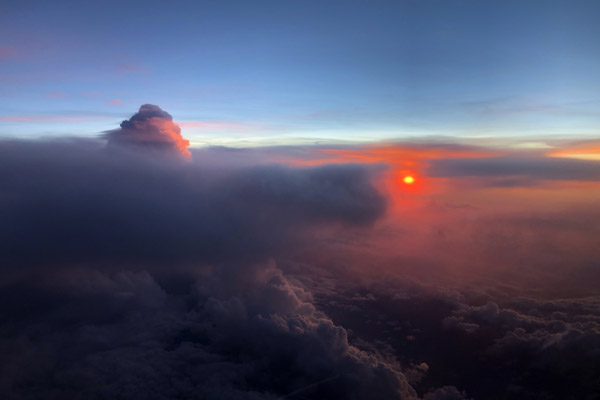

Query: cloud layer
<box><xmin>0</xmin><ymin>137</ymin><xmax>410</xmax><ymax>399</ymax></box>
<box><xmin>0</xmin><ymin>140</ymin><xmax>385</xmax><ymax>269</ymax></box>
<box><xmin>1</xmin><ymin>107</ymin><xmax>599</xmax><ymax>399</ymax></box>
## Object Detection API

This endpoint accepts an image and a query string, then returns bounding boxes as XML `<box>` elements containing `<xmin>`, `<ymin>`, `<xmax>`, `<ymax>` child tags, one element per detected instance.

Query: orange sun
<box><xmin>403</xmin><ymin>176</ymin><xmax>415</xmax><ymax>184</ymax></box>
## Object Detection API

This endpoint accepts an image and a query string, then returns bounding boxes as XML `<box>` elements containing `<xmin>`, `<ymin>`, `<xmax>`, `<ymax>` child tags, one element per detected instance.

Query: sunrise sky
<box><xmin>2</xmin><ymin>0</ymin><xmax>600</xmax><ymax>145</ymax></box>
<box><xmin>1</xmin><ymin>1</ymin><xmax>600</xmax><ymax>400</ymax></box>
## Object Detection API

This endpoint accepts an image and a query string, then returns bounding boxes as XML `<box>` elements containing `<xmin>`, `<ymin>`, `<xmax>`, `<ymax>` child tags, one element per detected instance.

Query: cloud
<box><xmin>47</xmin><ymin>91</ymin><xmax>70</xmax><ymax>99</ymax></box>
<box><xmin>178</xmin><ymin>120</ymin><xmax>267</xmax><ymax>134</ymax></box>
<box><xmin>440</xmin><ymin>296</ymin><xmax>600</xmax><ymax>398</ymax></box>
<box><xmin>0</xmin><ymin>46</ymin><xmax>18</xmax><ymax>60</ymax></box>
<box><xmin>548</xmin><ymin>139</ymin><xmax>600</xmax><ymax>161</ymax></box>
<box><xmin>81</xmin><ymin>91</ymin><xmax>102</xmax><ymax>98</ymax></box>
<box><xmin>115</xmin><ymin>63</ymin><xmax>147</xmax><ymax>73</ymax></box>
<box><xmin>1</xmin><ymin>130</ymin><xmax>599</xmax><ymax>399</ymax></box>
<box><xmin>0</xmin><ymin>115</ymin><xmax>109</xmax><ymax>123</ymax></box>
<box><xmin>306</xmin><ymin>272</ymin><xmax>600</xmax><ymax>400</ymax></box>
<box><xmin>0</xmin><ymin>140</ymin><xmax>386</xmax><ymax>270</ymax></box>
<box><xmin>0</xmin><ymin>138</ymin><xmax>407</xmax><ymax>398</ymax></box>
<box><xmin>104</xmin><ymin>104</ymin><xmax>191</xmax><ymax>159</ymax></box>
<box><xmin>0</xmin><ymin>263</ymin><xmax>417</xmax><ymax>400</ymax></box>
<box><xmin>423</xmin><ymin>386</ymin><xmax>471</xmax><ymax>400</ymax></box>
<box><xmin>427</xmin><ymin>156</ymin><xmax>600</xmax><ymax>184</ymax></box>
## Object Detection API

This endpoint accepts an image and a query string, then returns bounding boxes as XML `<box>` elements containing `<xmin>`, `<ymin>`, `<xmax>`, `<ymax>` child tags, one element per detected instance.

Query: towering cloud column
<box><xmin>105</xmin><ymin>104</ymin><xmax>191</xmax><ymax>159</ymax></box>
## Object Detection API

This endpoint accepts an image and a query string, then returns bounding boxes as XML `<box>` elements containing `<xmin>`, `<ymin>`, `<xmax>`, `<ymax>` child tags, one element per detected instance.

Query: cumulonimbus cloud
<box><xmin>105</xmin><ymin>104</ymin><xmax>191</xmax><ymax>159</ymax></box>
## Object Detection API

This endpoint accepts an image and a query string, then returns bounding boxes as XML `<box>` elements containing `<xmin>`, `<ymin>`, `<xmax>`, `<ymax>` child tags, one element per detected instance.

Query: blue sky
<box><xmin>1</xmin><ymin>0</ymin><xmax>599</xmax><ymax>145</ymax></box>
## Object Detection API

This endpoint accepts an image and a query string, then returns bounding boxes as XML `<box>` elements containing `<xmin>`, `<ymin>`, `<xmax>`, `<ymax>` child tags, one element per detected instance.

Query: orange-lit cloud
<box><xmin>547</xmin><ymin>141</ymin><xmax>600</xmax><ymax>161</ymax></box>
<box><xmin>105</xmin><ymin>104</ymin><xmax>191</xmax><ymax>159</ymax></box>
<box><xmin>272</xmin><ymin>143</ymin><xmax>502</xmax><ymax>207</ymax></box>
<box><xmin>279</xmin><ymin>143</ymin><xmax>499</xmax><ymax>170</ymax></box>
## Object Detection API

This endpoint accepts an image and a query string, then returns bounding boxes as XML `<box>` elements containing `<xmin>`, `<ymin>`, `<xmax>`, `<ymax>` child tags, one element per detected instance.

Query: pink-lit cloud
<box><xmin>116</xmin><ymin>63</ymin><xmax>147</xmax><ymax>73</ymax></box>
<box><xmin>47</xmin><ymin>91</ymin><xmax>70</xmax><ymax>99</ymax></box>
<box><xmin>81</xmin><ymin>92</ymin><xmax>102</xmax><ymax>98</ymax></box>
<box><xmin>0</xmin><ymin>115</ymin><xmax>109</xmax><ymax>123</ymax></box>
<box><xmin>105</xmin><ymin>104</ymin><xmax>191</xmax><ymax>159</ymax></box>
<box><xmin>108</xmin><ymin>99</ymin><xmax>123</xmax><ymax>106</ymax></box>
<box><xmin>0</xmin><ymin>46</ymin><xmax>17</xmax><ymax>60</ymax></box>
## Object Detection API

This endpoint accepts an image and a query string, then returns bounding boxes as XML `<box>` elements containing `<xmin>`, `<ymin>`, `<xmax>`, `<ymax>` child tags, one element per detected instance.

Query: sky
<box><xmin>1</xmin><ymin>2</ymin><xmax>600</xmax><ymax>399</ymax></box>
<box><xmin>2</xmin><ymin>0</ymin><xmax>600</xmax><ymax>145</ymax></box>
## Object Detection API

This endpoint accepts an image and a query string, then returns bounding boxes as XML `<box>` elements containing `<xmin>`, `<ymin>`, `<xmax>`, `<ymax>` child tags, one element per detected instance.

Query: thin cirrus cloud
<box><xmin>0</xmin><ymin>45</ymin><xmax>20</xmax><ymax>60</ymax></box>
<box><xmin>0</xmin><ymin>115</ymin><xmax>110</xmax><ymax>123</ymax></box>
<box><xmin>81</xmin><ymin>91</ymin><xmax>102</xmax><ymax>98</ymax></box>
<box><xmin>46</xmin><ymin>91</ymin><xmax>70</xmax><ymax>99</ymax></box>
<box><xmin>115</xmin><ymin>63</ymin><xmax>148</xmax><ymax>73</ymax></box>
<box><xmin>178</xmin><ymin>120</ymin><xmax>267</xmax><ymax>132</ymax></box>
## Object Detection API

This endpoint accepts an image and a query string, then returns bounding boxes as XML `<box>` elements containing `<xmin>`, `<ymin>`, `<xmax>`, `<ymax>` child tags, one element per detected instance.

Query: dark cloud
<box><xmin>306</xmin><ymin>271</ymin><xmax>600</xmax><ymax>400</ymax></box>
<box><xmin>0</xmin><ymin>139</ymin><xmax>385</xmax><ymax>269</ymax></box>
<box><xmin>423</xmin><ymin>386</ymin><xmax>471</xmax><ymax>400</ymax></box>
<box><xmin>0</xmin><ymin>138</ymin><xmax>410</xmax><ymax>399</ymax></box>
<box><xmin>427</xmin><ymin>156</ymin><xmax>600</xmax><ymax>184</ymax></box>
<box><xmin>105</xmin><ymin>104</ymin><xmax>191</xmax><ymax>159</ymax></box>
<box><xmin>0</xmin><ymin>264</ymin><xmax>419</xmax><ymax>400</ymax></box>
<box><xmin>2</xmin><ymin>122</ymin><xmax>600</xmax><ymax>399</ymax></box>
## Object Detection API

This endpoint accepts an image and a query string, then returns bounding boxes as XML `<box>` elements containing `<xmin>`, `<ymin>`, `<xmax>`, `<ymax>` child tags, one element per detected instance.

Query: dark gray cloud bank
<box><xmin>301</xmin><ymin>268</ymin><xmax>600</xmax><ymax>400</ymax></box>
<box><xmin>0</xmin><ymin>109</ymin><xmax>415</xmax><ymax>399</ymax></box>
<box><xmin>1</xmin><ymin>106</ymin><xmax>599</xmax><ymax>399</ymax></box>
<box><xmin>428</xmin><ymin>156</ymin><xmax>600</xmax><ymax>186</ymax></box>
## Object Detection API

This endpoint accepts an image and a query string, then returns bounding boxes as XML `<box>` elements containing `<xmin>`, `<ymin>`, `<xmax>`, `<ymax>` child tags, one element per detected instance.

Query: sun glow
<box><xmin>403</xmin><ymin>176</ymin><xmax>415</xmax><ymax>184</ymax></box>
